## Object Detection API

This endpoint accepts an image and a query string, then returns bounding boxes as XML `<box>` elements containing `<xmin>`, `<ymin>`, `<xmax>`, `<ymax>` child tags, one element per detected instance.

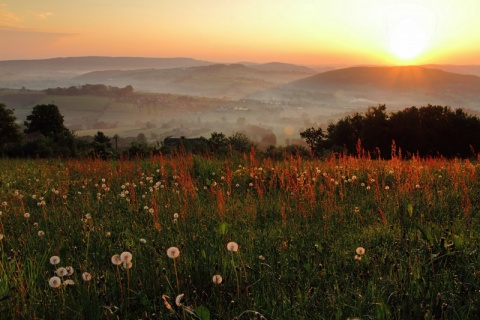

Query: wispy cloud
<box><xmin>35</xmin><ymin>12</ymin><xmax>54</xmax><ymax>21</ymax></box>
<box><xmin>0</xmin><ymin>4</ymin><xmax>23</xmax><ymax>27</ymax></box>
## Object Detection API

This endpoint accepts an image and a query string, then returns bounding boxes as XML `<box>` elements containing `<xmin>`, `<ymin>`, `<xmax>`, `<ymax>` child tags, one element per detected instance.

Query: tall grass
<box><xmin>0</xmin><ymin>153</ymin><xmax>478</xmax><ymax>319</ymax></box>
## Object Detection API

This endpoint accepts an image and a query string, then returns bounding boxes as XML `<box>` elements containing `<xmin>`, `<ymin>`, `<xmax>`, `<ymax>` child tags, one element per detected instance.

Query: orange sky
<box><xmin>1</xmin><ymin>0</ymin><xmax>480</xmax><ymax>66</ymax></box>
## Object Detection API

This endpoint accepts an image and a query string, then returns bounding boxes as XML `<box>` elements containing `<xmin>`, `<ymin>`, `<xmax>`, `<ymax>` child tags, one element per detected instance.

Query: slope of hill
<box><xmin>73</xmin><ymin>63</ymin><xmax>315</xmax><ymax>98</ymax></box>
<box><xmin>422</xmin><ymin>64</ymin><xmax>480</xmax><ymax>77</ymax></box>
<box><xmin>252</xmin><ymin>66</ymin><xmax>480</xmax><ymax>108</ymax></box>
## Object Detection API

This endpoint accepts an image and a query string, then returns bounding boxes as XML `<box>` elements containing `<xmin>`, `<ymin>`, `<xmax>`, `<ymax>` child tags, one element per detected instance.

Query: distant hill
<box><xmin>422</xmin><ymin>64</ymin><xmax>480</xmax><ymax>77</ymax></box>
<box><xmin>252</xmin><ymin>66</ymin><xmax>480</xmax><ymax>108</ymax></box>
<box><xmin>73</xmin><ymin>63</ymin><xmax>315</xmax><ymax>98</ymax></box>
<box><xmin>0</xmin><ymin>56</ymin><xmax>214</xmax><ymax>73</ymax></box>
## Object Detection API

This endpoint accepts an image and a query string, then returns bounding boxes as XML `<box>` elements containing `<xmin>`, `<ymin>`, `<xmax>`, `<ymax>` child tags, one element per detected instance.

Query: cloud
<box><xmin>0</xmin><ymin>4</ymin><xmax>23</xmax><ymax>27</ymax></box>
<box><xmin>35</xmin><ymin>12</ymin><xmax>54</xmax><ymax>21</ymax></box>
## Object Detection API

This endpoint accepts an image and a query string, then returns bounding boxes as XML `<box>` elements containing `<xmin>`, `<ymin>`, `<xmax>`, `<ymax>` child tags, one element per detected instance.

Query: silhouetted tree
<box><xmin>300</xmin><ymin>127</ymin><xmax>326</xmax><ymax>156</ymax></box>
<box><xmin>0</xmin><ymin>103</ymin><xmax>22</xmax><ymax>155</ymax></box>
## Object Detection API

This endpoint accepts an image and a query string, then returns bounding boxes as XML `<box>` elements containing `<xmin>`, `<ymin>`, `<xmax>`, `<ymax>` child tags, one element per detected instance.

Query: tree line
<box><xmin>2</xmin><ymin>102</ymin><xmax>480</xmax><ymax>159</ymax></box>
<box><xmin>301</xmin><ymin>104</ymin><xmax>480</xmax><ymax>159</ymax></box>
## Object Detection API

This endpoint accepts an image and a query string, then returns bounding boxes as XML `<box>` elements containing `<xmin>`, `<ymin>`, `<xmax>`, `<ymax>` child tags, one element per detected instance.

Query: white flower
<box><xmin>123</xmin><ymin>261</ymin><xmax>133</xmax><ymax>269</ymax></box>
<box><xmin>38</xmin><ymin>230</ymin><xmax>45</xmax><ymax>237</ymax></box>
<box><xmin>139</xmin><ymin>238</ymin><xmax>147</xmax><ymax>244</ymax></box>
<box><xmin>82</xmin><ymin>272</ymin><xmax>92</xmax><ymax>281</ymax></box>
<box><xmin>212</xmin><ymin>274</ymin><xmax>223</xmax><ymax>284</ymax></box>
<box><xmin>49</xmin><ymin>276</ymin><xmax>62</xmax><ymax>288</ymax></box>
<box><xmin>56</xmin><ymin>267</ymin><xmax>68</xmax><ymax>277</ymax></box>
<box><xmin>175</xmin><ymin>293</ymin><xmax>184</xmax><ymax>306</ymax></box>
<box><xmin>50</xmin><ymin>256</ymin><xmax>61</xmax><ymax>265</ymax></box>
<box><xmin>167</xmin><ymin>247</ymin><xmax>180</xmax><ymax>259</ymax></box>
<box><xmin>227</xmin><ymin>242</ymin><xmax>239</xmax><ymax>252</ymax></box>
<box><xmin>120</xmin><ymin>251</ymin><xmax>133</xmax><ymax>263</ymax></box>
<box><xmin>111</xmin><ymin>254</ymin><xmax>122</xmax><ymax>265</ymax></box>
<box><xmin>24</xmin><ymin>212</ymin><xmax>30</xmax><ymax>218</ymax></box>
<box><xmin>173</xmin><ymin>213</ymin><xmax>179</xmax><ymax>219</ymax></box>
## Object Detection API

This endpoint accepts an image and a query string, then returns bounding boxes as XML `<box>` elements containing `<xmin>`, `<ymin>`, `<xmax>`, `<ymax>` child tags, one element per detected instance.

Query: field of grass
<box><xmin>0</xmin><ymin>153</ymin><xmax>479</xmax><ymax>319</ymax></box>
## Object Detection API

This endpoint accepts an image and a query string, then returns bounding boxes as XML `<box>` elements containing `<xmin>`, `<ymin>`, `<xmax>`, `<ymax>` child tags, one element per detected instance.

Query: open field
<box><xmin>0</xmin><ymin>154</ymin><xmax>479</xmax><ymax>319</ymax></box>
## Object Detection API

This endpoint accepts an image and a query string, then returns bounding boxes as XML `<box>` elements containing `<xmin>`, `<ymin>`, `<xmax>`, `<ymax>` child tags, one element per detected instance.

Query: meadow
<box><xmin>0</xmin><ymin>152</ymin><xmax>479</xmax><ymax>319</ymax></box>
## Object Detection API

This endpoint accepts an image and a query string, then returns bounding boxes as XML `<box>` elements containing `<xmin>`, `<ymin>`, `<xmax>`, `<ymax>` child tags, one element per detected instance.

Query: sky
<box><xmin>1</xmin><ymin>0</ymin><xmax>480</xmax><ymax>66</ymax></box>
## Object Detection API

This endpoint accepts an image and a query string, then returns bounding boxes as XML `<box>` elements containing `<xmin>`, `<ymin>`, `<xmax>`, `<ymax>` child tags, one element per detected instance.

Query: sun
<box><xmin>388</xmin><ymin>19</ymin><xmax>428</xmax><ymax>61</ymax></box>
<box><xmin>380</xmin><ymin>3</ymin><xmax>437</xmax><ymax>64</ymax></box>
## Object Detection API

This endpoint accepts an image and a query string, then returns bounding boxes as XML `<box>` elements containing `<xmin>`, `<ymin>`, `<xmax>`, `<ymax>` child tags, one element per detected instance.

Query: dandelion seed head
<box><xmin>24</xmin><ymin>212</ymin><xmax>30</xmax><ymax>218</ymax></box>
<box><xmin>111</xmin><ymin>254</ymin><xmax>122</xmax><ymax>265</ymax></box>
<box><xmin>227</xmin><ymin>242</ymin><xmax>239</xmax><ymax>252</ymax></box>
<box><xmin>356</xmin><ymin>247</ymin><xmax>366</xmax><ymax>255</ymax></box>
<box><xmin>123</xmin><ymin>261</ymin><xmax>133</xmax><ymax>269</ymax></box>
<box><xmin>38</xmin><ymin>230</ymin><xmax>45</xmax><ymax>237</ymax></box>
<box><xmin>140</xmin><ymin>238</ymin><xmax>147</xmax><ymax>244</ymax></box>
<box><xmin>49</xmin><ymin>276</ymin><xmax>61</xmax><ymax>288</ymax></box>
<box><xmin>212</xmin><ymin>274</ymin><xmax>223</xmax><ymax>284</ymax></box>
<box><xmin>120</xmin><ymin>251</ymin><xmax>133</xmax><ymax>263</ymax></box>
<box><xmin>49</xmin><ymin>256</ymin><xmax>60</xmax><ymax>265</ymax></box>
<box><xmin>66</xmin><ymin>266</ymin><xmax>74</xmax><ymax>275</ymax></box>
<box><xmin>64</xmin><ymin>279</ymin><xmax>75</xmax><ymax>286</ymax></box>
<box><xmin>82</xmin><ymin>272</ymin><xmax>92</xmax><ymax>281</ymax></box>
<box><xmin>167</xmin><ymin>246</ymin><xmax>180</xmax><ymax>259</ymax></box>
<box><xmin>56</xmin><ymin>267</ymin><xmax>68</xmax><ymax>277</ymax></box>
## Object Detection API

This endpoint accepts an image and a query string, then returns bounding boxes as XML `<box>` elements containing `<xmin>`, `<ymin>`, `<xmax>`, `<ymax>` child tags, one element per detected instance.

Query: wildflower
<box><xmin>175</xmin><ymin>293</ymin><xmax>184</xmax><ymax>306</ymax></box>
<box><xmin>49</xmin><ymin>276</ymin><xmax>62</xmax><ymax>288</ymax></box>
<box><xmin>167</xmin><ymin>246</ymin><xmax>180</xmax><ymax>259</ymax></box>
<box><xmin>37</xmin><ymin>230</ymin><xmax>45</xmax><ymax>237</ymax></box>
<box><xmin>120</xmin><ymin>251</ymin><xmax>133</xmax><ymax>263</ymax></box>
<box><xmin>227</xmin><ymin>242</ymin><xmax>239</xmax><ymax>252</ymax></box>
<box><xmin>64</xmin><ymin>279</ymin><xmax>75</xmax><ymax>286</ymax></box>
<box><xmin>82</xmin><ymin>272</ymin><xmax>92</xmax><ymax>281</ymax></box>
<box><xmin>66</xmin><ymin>266</ymin><xmax>74</xmax><ymax>275</ymax></box>
<box><xmin>50</xmin><ymin>256</ymin><xmax>61</xmax><ymax>265</ymax></box>
<box><xmin>85</xmin><ymin>213</ymin><xmax>91</xmax><ymax>220</ymax></box>
<box><xmin>173</xmin><ymin>213</ymin><xmax>179</xmax><ymax>219</ymax></box>
<box><xmin>354</xmin><ymin>255</ymin><xmax>362</xmax><ymax>261</ymax></box>
<box><xmin>385</xmin><ymin>186</ymin><xmax>390</xmax><ymax>190</ymax></box>
<box><xmin>356</xmin><ymin>247</ymin><xmax>366</xmax><ymax>255</ymax></box>
<box><xmin>24</xmin><ymin>212</ymin><xmax>30</xmax><ymax>219</ymax></box>
<box><xmin>105</xmin><ymin>231</ymin><xmax>111</xmax><ymax>237</ymax></box>
<box><xmin>56</xmin><ymin>267</ymin><xmax>68</xmax><ymax>277</ymax></box>
<box><xmin>123</xmin><ymin>261</ymin><xmax>133</xmax><ymax>269</ymax></box>
<box><xmin>139</xmin><ymin>238</ymin><xmax>147</xmax><ymax>244</ymax></box>
<box><xmin>111</xmin><ymin>254</ymin><xmax>122</xmax><ymax>265</ymax></box>
<box><xmin>212</xmin><ymin>274</ymin><xmax>223</xmax><ymax>284</ymax></box>
<box><xmin>258</xmin><ymin>255</ymin><xmax>266</xmax><ymax>261</ymax></box>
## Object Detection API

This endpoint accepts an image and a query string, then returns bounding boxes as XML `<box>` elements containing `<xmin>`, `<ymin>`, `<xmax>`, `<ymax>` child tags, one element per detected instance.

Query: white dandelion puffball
<box><xmin>139</xmin><ymin>238</ymin><xmax>147</xmax><ymax>244</ymax></box>
<box><xmin>111</xmin><ymin>254</ymin><xmax>122</xmax><ymax>265</ymax></box>
<box><xmin>120</xmin><ymin>251</ymin><xmax>133</xmax><ymax>263</ymax></box>
<box><xmin>38</xmin><ymin>230</ymin><xmax>45</xmax><ymax>237</ymax></box>
<box><xmin>227</xmin><ymin>242</ymin><xmax>239</xmax><ymax>252</ymax></box>
<box><xmin>123</xmin><ymin>261</ymin><xmax>133</xmax><ymax>269</ymax></box>
<box><xmin>82</xmin><ymin>272</ymin><xmax>92</xmax><ymax>281</ymax></box>
<box><xmin>24</xmin><ymin>212</ymin><xmax>30</xmax><ymax>218</ymax></box>
<box><xmin>64</xmin><ymin>279</ymin><xmax>75</xmax><ymax>286</ymax></box>
<box><xmin>49</xmin><ymin>276</ymin><xmax>62</xmax><ymax>288</ymax></box>
<box><xmin>356</xmin><ymin>247</ymin><xmax>366</xmax><ymax>255</ymax></box>
<box><xmin>56</xmin><ymin>267</ymin><xmax>68</xmax><ymax>277</ymax></box>
<box><xmin>212</xmin><ymin>274</ymin><xmax>223</xmax><ymax>284</ymax></box>
<box><xmin>49</xmin><ymin>256</ymin><xmax>61</xmax><ymax>265</ymax></box>
<box><xmin>167</xmin><ymin>246</ymin><xmax>180</xmax><ymax>259</ymax></box>
<box><xmin>175</xmin><ymin>293</ymin><xmax>184</xmax><ymax>306</ymax></box>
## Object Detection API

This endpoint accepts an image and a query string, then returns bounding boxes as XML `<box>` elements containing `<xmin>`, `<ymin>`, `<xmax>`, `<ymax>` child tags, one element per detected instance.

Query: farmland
<box><xmin>0</xmin><ymin>153</ymin><xmax>479</xmax><ymax>319</ymax></box>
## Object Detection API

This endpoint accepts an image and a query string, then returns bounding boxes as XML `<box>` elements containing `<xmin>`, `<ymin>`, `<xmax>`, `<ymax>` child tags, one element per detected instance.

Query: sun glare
<box><xmin>380</xmin><ymin>2</ymin><xmax>437</xmax><ymax>64</ymax></box>
<box><xmin>389</xmin><ymin>19</ymin><xmax>428</xmax><ymax>61</ymax></box>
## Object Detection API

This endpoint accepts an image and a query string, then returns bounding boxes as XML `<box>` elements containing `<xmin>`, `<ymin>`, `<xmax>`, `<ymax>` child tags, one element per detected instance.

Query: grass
<box><xmin>0</xmin><ymin>153</ymin><xmax>479</xmax><ymax>319</ymax></box>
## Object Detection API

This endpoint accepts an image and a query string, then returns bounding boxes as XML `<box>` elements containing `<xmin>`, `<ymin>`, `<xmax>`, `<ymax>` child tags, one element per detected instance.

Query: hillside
<box><xmin>252</xmin><ymin>66</ymin><xmax>480</xmax><ymax>108</ymax></box>
<box><xmin>73</xmin><ymin>63</ymin><xmax>315</xmax><ymax>98</ymax></box>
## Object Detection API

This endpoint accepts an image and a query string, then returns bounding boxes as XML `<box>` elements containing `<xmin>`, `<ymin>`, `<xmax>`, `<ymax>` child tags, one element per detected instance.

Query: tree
<box><xmin>0</xmin><ymin>103</ymin><xmax>22</xmax><ymax>154</ymax></box>
<box><xmin>24</xmin><ymin>104</ymin><xmax>70</xmax><ymax>138</ymax></box>
<box><xmin>300</xmin><ymin>127</ymin><xmax>326</xmax><ymax>156</ymax></box>
<box><xmin>24</xmin><ymin>104</ymin><xmax>76</xmax><ymax>157</ymax></box>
